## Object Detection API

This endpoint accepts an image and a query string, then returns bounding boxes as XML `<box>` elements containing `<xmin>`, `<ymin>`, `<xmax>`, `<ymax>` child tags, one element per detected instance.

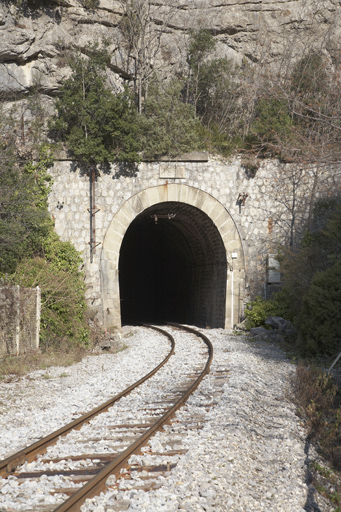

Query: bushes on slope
<box><xmin>297</xmin><ymin>260</ymin><xmax>341</xmax><ymax>357</ymax></box>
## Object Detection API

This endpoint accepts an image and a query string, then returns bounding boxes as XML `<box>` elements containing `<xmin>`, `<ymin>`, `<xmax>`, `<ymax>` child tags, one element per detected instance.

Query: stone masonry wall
<box><xmin>48</xmin><ymin>155</ymin><xmax>340</xmax><ymax>325</ymax></box>
<box><xmin>20</xmin><ymin>287</ymin><xmax>41</xmax><ymax>353</ymax></box>
<box><xmin>0</xmin><ymin>286</ymin><xmax>40</xmax><ymax>356</ymax></box>
<box><xmin>0</xmin><ymin>286</ymin><xmax>19</xmax><ymax>356</ymax></box>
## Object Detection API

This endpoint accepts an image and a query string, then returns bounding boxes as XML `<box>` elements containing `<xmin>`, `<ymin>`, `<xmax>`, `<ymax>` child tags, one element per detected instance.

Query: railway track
<box><xmin>0</xmin><ymin>324</ymin><xmax>219</xmax><ymax>512</ymax></box>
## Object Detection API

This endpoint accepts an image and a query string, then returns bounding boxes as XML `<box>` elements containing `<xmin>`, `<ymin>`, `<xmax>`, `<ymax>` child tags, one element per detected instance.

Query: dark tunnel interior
<box><xmin>118</xmin><ymin>202</ymin><xmax>227</xmax><ymax>328</ymax></box>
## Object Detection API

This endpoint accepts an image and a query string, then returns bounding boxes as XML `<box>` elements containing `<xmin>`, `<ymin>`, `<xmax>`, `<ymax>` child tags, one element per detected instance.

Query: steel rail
<box><xmin>53</xmin><ymin>323</ymin><xmax>213</xmax><ymax>512</ymax></box>
<box><xmin>0</xmin><ymin>325</ymin><xmax>175</xmax><ymax>477</ymax></box>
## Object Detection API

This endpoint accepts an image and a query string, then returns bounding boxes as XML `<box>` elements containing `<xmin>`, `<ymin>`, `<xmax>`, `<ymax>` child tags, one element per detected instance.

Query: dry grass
<box><xmin>0</xmin><ymin>322</ymin><xmax>129</xmax><ymax>383</ymax></box>
<box><xmin>293</xmin><ymin>363</ymin><xmax>341</xmax><ymax>511</ymax></box>
<box><xmin>309</xmin><ymin>460</ymin><xmax>341</xmax><ymax>512</ymax></box>
<box><xmin>294</xmin><ymin>364</ymin><xmax>341</xmax><ymax>470</ymax></box>
<box><xmin>292</xmin><ymin>363</ymin><xmax>341</xmax><ymax>510</ymax></box>
<box><xmin>0</xmin><ymin>343</ymin><xmax>88</xmax><ymax>383</ymax></box>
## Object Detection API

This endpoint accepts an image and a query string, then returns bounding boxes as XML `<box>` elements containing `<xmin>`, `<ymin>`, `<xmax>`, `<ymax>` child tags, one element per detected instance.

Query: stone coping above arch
<box><xmin>101</xmin><ymin>184</ymin><xmax>245</xmax><ymax>329</ymax></box>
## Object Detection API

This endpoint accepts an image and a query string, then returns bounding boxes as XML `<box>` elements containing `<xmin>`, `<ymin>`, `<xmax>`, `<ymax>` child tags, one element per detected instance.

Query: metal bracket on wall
<box><xmin>236</xmin><ymin>192</ymin><xmax>248</xmax><ymax>214</ymax></box>
<box><xmin>89</xmin><ymin>166</ymin><xmax>100</xmax><ymax>264</ymax></box>
<box><xmin>88</xmin><ymin>242</ymin><xmax>101</xmax><ymax>249</ymax></box>
<box><xmin>88</xmin><ymin>206</ymin><xmax>101</xmax><ymax>263</ymax></box>
<box><xmin>151</xmin><ymin>213</ymin><xmax>176</xmax><ymax>225</ymax></box>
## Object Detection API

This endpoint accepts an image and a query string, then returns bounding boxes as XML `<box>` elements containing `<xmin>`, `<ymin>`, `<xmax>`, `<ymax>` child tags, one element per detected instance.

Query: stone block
<box><xmin>250</xmin><ymin>327</ymin><xmax>284</xmax><ymax>343</ymax></box>
<box><xmin>102</xmin><ymin>238</ymin><xmax>121</xmax><ymax>258</ymax></box>
<box><xmin>111</xmin><ymin>220</ymin><xmax>127</xmax><ymax>238</ymax></box>
<box><xmin>167</xmin><ymin>184</ymin><xmax>182</xmax><ymax>202</ymax></box>
<box><xmin>179</xmin><ymin>185</ymin><xmax>189</xmax><ymax>204</ymax></box>
<box><xmin>219</xmin><ymin>220</ymin><xmax>236</xmax><ymax>239</ymax></box>
<box><xmin>159</xmin><ymin>163</ymin><xmax>186</xmax><ymax>179</ymax></box>
<box><xmin>265</xmin><ymin>316</ymin><xmax>297</xmax><ymax>335</ymax></box>
<box><xmin>117</xmin><ymin>203</ymin><xmax>136</xmax><ymax>225</ymax></box>
<box><xmin>267</xmin><ymin>254</ymin><xmax>281</xmax><ymax>283</ymax></box>
<box><xmin>200</xmin><ymin>195</ymin><xmax>219</xmax><ymax>218</ymax></box>
<box><xmin>130</xmin><ymin>194</ymin><xmax>144</xmax><ymax>214</ymax></box>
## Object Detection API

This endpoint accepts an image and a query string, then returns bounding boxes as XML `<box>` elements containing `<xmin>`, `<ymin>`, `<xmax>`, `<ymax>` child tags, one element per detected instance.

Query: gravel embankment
<box><xmin>0</xmin><ymin>326</ymin><xmax>169</xmax><ymax>460</ymax></box>
<box><xmin>0</xmin><ymin>327</ymin><xmax>320</xmax><ymax>512</ymax></box>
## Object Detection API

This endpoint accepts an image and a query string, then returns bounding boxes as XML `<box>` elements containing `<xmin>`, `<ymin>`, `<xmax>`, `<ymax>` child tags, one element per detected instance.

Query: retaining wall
<box><xmin>0</xmin><ymin>286</ymin><xmax>41</xmax><ymax>356</ymax></box>
<box><xmin>47</xmin><ymin>155</ymin><xmax>340</xmax><ymax>328</ymax></box>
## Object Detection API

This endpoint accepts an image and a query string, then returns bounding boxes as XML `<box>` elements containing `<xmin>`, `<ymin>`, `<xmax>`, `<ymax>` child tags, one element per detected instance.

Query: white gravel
<box><xmin>0</xmin><ymin>326</ymin><xmax>170</xmax><ymax>460</ymax></box>
<box><xmin>0</xmin><ymin>327</ymin><xmax>317</xmax><ymax>512</ymax></box>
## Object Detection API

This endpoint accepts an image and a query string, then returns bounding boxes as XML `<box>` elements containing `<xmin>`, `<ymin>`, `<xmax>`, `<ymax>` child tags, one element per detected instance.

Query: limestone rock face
<box><xmin>0</xmin><ymin>0</ymin><xmax>339</xmax><ymax>99</ymax></box>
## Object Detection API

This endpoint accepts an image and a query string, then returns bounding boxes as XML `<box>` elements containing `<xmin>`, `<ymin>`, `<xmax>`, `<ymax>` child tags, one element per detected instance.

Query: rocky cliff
<box><xmin>0</xmin><ymin>0</ymin><xmax>340</xmax><ymax>109</ymax></box>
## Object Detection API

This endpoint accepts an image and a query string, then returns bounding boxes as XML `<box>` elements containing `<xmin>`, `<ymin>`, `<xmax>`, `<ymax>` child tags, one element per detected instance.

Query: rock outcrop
<box><xmin>249</xmin><ymin>316</ymin><xmax>297</xmax><ymax>342</ymax></box>
<box><xmin>0</xmin><ymin>0</ymin><xmax>340</xmax><ymax>102</ymax></box>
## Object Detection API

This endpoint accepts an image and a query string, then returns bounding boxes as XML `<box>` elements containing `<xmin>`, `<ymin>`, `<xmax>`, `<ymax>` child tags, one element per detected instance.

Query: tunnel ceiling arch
<box><xmin>101</xmin><ymin>184</ymin><xmax>245</xmax><ymax>330</ymax></box>
<box><xmin>119</xmin><ymin>202</ymin><xmax>227</xmax><ymax>327</ymax></box>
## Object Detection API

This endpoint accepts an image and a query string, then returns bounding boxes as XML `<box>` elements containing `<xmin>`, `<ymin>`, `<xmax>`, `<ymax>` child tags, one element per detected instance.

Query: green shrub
<box><xmin>42</xmin><ymin>231</ymin><xmax>83</xmax><ymax>273</ymax></box>
<box><xmin>0</xmin><ymin>145</ymin><xmax>54</xmax><ymax>274</ymax></box>
<box><xmin>276</xmin><ymin>201</ymin><xmax>341</xmax><ymax>355</ymax></box>
<box><xmin>246</xmin><ymin>97</ymin><xmax>294</xmax><ymax>154</ymax></box>
<box><xmin>291</xmin><ymin>52</ymin><xmax>327</xmax><ymax>96</ymax></box>
<box><xmin>49</xmin><ymin>47</ymin><xmax>141</xmax><ymax>166</ymax></box>
<box><xmin>195</xmin><ymin>122</ymin><xmax>243</xmax><ymax>157</ymax></box>
<box><xmin>139</xmin><ymin>78</ymin><xmax>201</xmax><ymax>160</ymax></box>
<box><xmin>275</xmin><ymin>244</ymin><xmax>319</xmax><ymax>324</ymax></box>
<box><xmin>11</xmin><ymin>256</ymin><xmax>88</xmax><ymax>348</ymax></box>
<box><xmin>79</xmin><ymin>0</ymin><xmax>99</xmax><ymax>9</ymax></box>
<box><xmin>244</xmin><ymin>296</ymin><xmax>280</xmax><ymax>329</ymax></box>
<box><xmin>297</xmin><ymin>260</ymin><xmax>341</xmax><ymax>357</ymax></box>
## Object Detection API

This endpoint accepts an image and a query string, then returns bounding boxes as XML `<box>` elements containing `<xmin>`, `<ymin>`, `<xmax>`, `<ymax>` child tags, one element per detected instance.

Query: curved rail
<box><xmin>53</xmin><ymin>323</ymin><xmax>213</xmax><ymax>512</ymax></box>
<box><xmin>0</xmin><ymin>325</ymin><xmax>175</xmax><ymax>477</ymax></box>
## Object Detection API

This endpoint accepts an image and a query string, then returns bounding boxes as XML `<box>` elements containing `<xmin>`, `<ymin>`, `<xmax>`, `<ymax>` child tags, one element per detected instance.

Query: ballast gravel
<box><xmin>0</xmin><ymin>326</ymin><xmax>169</xmax><ymax>460</ymax></box>
<box><xmin>0</xmin><ymin>327</ymin><xmax>322</xmax><ymax>511</ymax></box>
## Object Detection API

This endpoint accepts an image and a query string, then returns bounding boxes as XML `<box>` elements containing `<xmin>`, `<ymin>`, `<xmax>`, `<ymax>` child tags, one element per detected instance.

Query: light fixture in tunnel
<box><xmin>150</xmin><ymin>213</ymin><xmax>176</xmax><ymax>225</ymax></box>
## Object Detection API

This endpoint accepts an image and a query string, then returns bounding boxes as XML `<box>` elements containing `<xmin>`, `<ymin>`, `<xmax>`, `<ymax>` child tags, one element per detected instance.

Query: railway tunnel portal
<box><xmin>119</xmin><ymin>202</ymin><xmax>227</xmax><ymax>327</ymax></box>
<box><xmin>101</xmin><ymin>184</ymin><xmax>245</xmax><ymax>330</ymax></box>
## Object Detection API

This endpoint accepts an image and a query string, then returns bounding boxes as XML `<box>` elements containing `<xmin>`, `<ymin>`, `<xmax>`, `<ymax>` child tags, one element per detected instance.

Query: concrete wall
<box><xmin>48</xmin><ymin>155</ymin><xmax>339</xmax><ymax>329</ymax></box>
<box><xmin>0</xmin><ymin>286</ymin><xmax>40</xmax><ymax>356</ymax></box>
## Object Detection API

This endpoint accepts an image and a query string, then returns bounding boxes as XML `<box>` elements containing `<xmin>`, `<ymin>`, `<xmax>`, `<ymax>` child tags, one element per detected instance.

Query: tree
<box><xmin>183</xmin><ymin>29</ymin><xmax>244</xmax><ymax>155</ymax></box>
<box><xmin>247</xmin><ymin>49</ymin><xmax>341</xmax><ymax>169</ymax></box>
<box><xmin>0</xmin><ymin>125</ymin><xmax>53</xmax><ymax>274</ymax></box>
<box><xmin>139</xmin><ymin>77</ymin><xmax>201</xmax><ymax>160</ymax></box>
<box><xmin>116</xmin><ymin>0</ymin><xmax>176</xmax><ymax>113</ymax></box>
<box><xmin>297</xmin><ymin>259</ymin><xmax>341</xmax><ymax>357</ymax></box>
<box><xmin>288</xmin><ymin>52</ymin><xmax>341</xmax><ymax>169</ymax></box>
<box><xmin>0</xmin><ymin>96</ymin><xmax>89</xmax><ymax>348</ymax></box>
<box><xmin>276</xmin><ymin>201</ymin><xmax>341</xmax><ymax>355</ymax></box>
<box><xmin>242</xmin><ymin>47</ymin><xmax>341</xmax><ymax>252</ymax></box>
<box><xmin>49</xmin><ymin>47</ymin><xmax>141</xmax><ymax>166</ymax></box>
<box><xmin>185</xmin><ymin>29</ymin><xmax>217</xmax><ymax>115</ymax></box>
<box><xmin>50</xmin><ymin>46</ymin><xmax>142</xmax><ymax>262</ymax></box>
<box><xmin>0</xmin><ymin>141</ymin><xmax>89</xmax><ymax>346</ymax></box>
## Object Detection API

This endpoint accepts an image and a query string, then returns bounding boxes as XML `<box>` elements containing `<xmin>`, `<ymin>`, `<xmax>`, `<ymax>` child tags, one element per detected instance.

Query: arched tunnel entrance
<box><xmin>118</xmin><ymin>202</ymin><xmax>227</xmax><ymax>328</ymax></box>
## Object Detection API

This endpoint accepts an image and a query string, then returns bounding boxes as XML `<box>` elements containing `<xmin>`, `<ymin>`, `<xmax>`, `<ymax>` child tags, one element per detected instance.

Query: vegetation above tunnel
<box><xmin>46</xmin><ymin>26</ymin><xmax>341</xmax><ymax>170</ymax></box>
<box><xmin>5</xmin><ymin>1</ymin><xmax>341</xmax><ymax>168</ymax></box>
